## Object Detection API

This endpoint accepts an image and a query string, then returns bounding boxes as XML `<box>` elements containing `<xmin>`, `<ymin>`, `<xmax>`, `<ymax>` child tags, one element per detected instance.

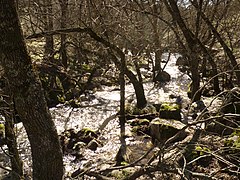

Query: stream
<box><xmin>1</xmin><ymin>53</ymin><xmax>199</xmax><ymax>179</ymax></box>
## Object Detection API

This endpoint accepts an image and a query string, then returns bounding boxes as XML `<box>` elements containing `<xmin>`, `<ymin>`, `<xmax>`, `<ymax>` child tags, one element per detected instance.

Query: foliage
<box><xmin>193</xmin><ymin>145</ymin><xmax>211</xmax><ymax>157</ymax></box>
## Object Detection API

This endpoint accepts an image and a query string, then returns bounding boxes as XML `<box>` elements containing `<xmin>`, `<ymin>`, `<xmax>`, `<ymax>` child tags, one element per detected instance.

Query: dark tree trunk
<box><xmin>164</xmin><ymin>0</ymin><xmax>201</xmax><ymax>101</ymax></box>
<box><xmin>59</xmin><ymin>0</ymin><xmax>68</xmax><ymax>68</ymax></box>
<box><xmin>0</xmin><ymin>1</ymin><xmax>63</xmax><ymax>179</ymax></box>
<box><xmin>43</xmin><ymin>0</ymin><xmax>54</xmax><ymax>60</ymax></box>
<box><xmin>117</xmin><ymin>41</ymin><xmax>127</xmax><ymax>166</ymax></box>
<box><xmin>125</xmin><ymin>69</ymin><xmax>147</xmax><ymax>108</ymax></box>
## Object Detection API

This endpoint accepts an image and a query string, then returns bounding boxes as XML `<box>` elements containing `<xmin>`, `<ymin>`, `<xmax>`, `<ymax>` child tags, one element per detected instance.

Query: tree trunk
<box><xmin>59</xmin><ymin>0</ymin><xmax>68</xmax><ymax>68</ymax></box>
<box><xmin>164</xmin><ymin>0</ymin><xmax>201</xmax><ymax>101</ymax></box>
<box><xmin>43</xmin><ymin>0</ymin><xmax>54</xmax><ymax>60</ymax></box>
<box><xmin>117</xmin><ymin>41</ymin><xmax>126</xmax><ymax>166</ymax></box>
<box><xmin>0</xmin><ymin>1</ymin><xmax>63</xmax><ymax>179</ymax></box>
<box><xmin>191</xmin><ymin>1</ymin><xmax>240</xmax><ymax>84</ymax></box>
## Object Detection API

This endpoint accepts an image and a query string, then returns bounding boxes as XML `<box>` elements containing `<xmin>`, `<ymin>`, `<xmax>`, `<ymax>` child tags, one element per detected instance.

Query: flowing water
<box><xmin>53</xmin><ymin>53</ymin><xmax>192</xmax><ymax>178</ymax></box>
<box><xmin>1</xmin><ymin>53</ymin><xmax>193</xmax><ymax>178</ymax></box>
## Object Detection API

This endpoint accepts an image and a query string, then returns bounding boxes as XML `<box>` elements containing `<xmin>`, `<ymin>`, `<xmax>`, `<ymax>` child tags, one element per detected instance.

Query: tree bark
<box><xmin>59</xmin><ymin>0</ymin><xmax>68</xmax><ymax>68</ymax></box>
<box><xmin>164</xmin><ymin>0</ymin><xmax>201</xmax><ymax>101</ymax></box>
<box><xmin>0</xmin><ymin>1</ymin><xmax>63</xmax><ymax>179</ymax></box>
<box><xmin>43</xmin><ymin>0</ymin><xmax>54</xmax><ymax>60</ymax></box>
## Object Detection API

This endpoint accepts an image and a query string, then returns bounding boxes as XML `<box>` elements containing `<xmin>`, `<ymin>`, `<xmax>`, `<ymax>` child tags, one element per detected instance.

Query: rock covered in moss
<box><xmin>130</xmin><ymin>118</ymin><xmax>150</xmax><ymax>136</ymax></box>
<box><xmin>159</xmin><ymin>103</ymin><xmax>181</xmax><ymax>120</ymax></box>
<box><xmin>60</xmin><ymin>127</ymin><xmax>99</xmax><ymax>155</ymax></box>
<box><xmin>125</xmin><ymin>103</ymin><xmax>157</xmax><ymax>116</ymax></box>
<box><xmin>150</xmin><ymin>118</ymin><xmax>187</xmax><ymax>144</ymax></box>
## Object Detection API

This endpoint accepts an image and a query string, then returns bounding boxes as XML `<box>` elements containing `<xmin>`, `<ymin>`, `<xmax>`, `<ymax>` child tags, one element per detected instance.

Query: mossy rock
<box><xmin>111</xmin><ymin>168</ymin><xmax>135</xmax><ymax>179</ymax></box>
<box><xmin>125</xmin><ymin>104</ymin><xmax>157</xmax><ymax>116</ymax></box>
<box><xmin>130</xmin><ymin>119</ymin><xmax>150</xmax><ymax>136</ymax></box>
<box><xmin>159</xmin><ymin>103</ymin><xmax>181</xmax><ymax>120</ymax></box>
<box><xmin>129</xmin><ymin>118</ymin><xmax>150</xmax><ymax>126</ymax></box>
<box><xmin>133</xmin><ymin>104</ymin><xmax>156</xmax><ymax>115</ymax></box>
<box><xmin>150</xmin><ymin>118</ymin><xmax>187</xmax><ymax>144</ymax></box>
<box><xmin>77</xmin><ymin>128</ymin><xmax>98</xmax><ymax>144</ymax></box>
<box><xmin>124</xmin><ymin>103</ymin><xmax>134</xmax><ymax>114</ymax></box>
<box><xmin>66</xmin><ymin>99</ymin><xmax>81</xmax><ymax>108</ymax></box>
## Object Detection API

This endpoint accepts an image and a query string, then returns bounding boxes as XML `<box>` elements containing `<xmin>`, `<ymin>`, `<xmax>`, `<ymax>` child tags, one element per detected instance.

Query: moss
<box><xmin>82</xmin><ymin>64</ymin><xmax>91</xmax><ymax>71</ymax></box>
<box><xmin>81</xmin><ymin>127</ymin><xmax>96</xmax><ymax>136</ymax></box>
<box><xmin>125</xmin><ymin>103</ymin><xmax>156</xmax><ymax>115</ymax></box>
<box><xmin>120</xmin><ymin>161</ymin><xmax>129</xmax><ymax>166</ymax></box>
<box><xmin>190</xmin><ymin>145</ymin><xmax>212</xmax><ymax>167</ymax></box>
<box><xmin>139</xmin><ymin>119</ymin><xmax>150</xmax><ymax>125</ymax></box>
<box><xmin>160</xmin><ymin>103</ymin><xmax>181</xmax><ymax>120</ymax></box>
<box><xmin>0</xmin><ymin>123</ymin><xmax>4</xmax><ymax>130</ymax></box>
<box><xmin>57</xmin><ymin>95</ymin><xmax>65</xmax><ymax>103</ymax></box>
<box><xmin>160</xmin><ymin>103</ymin><xmax>180</xmax><ymax>111</ymax></box>
<box><xmin>77</xmin><ymin>127</ymin><xmax>98</xmax><ymax>144</ymax></box>
<box><xmin>194</xmin><ymin>145</ymin><xmax>211</xmax><ymax>156</ymax></box>
<box><xmin>124</xmin><ymin>103</ymin><xmax>134</xmax><ymax>114</ymax></box>
<box><xmin>133</xmin><ymin>104</ymin><xmax>156</xmax><ymax>115</ymax></box>
<box><xmin>66</xmin><ymin>99</ymin><xmax>80</xmax><ymax>108</ymax></box>
<box><xmin>111</xmin><ymin>168</ymin><xmax>134</xmax><ymax>179</ymax></box>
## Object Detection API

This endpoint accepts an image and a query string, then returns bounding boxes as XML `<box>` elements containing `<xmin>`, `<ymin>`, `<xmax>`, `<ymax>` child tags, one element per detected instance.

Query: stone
<box><xmin>87</xmin><ymin>139</ymin><xmax>99</xmax><ymax>151</ymax></box>
<box><xmin>159</xmin><ymin>103</ymin><xmax>181</xmax><ymax>120</ymax></box>
<box><xmin>154</xmin><ymin>71</ymin><xmax>171</xmax><ymax>82</ymax></box>
<box><xmin>150</xmin><ymin>118</ymin><xmax>187</xmax><ymax>144</ymax></box>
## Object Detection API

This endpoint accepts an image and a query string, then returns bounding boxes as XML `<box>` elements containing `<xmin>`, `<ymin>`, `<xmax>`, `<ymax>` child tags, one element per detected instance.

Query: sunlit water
<box><xmin>1</xmin><ymin>53</ymin><xmax>193</xmax><ymax>179</ymax></box>
<box><xmin>51</xmin><ymin>53</ymin><xmax>192</xmax><ymax>178</ymax></box>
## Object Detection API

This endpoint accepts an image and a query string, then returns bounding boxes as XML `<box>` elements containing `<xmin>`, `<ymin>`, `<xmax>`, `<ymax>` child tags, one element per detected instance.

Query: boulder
<box><xmin>159</xmin><ymin>103</ymin><xmax>181</xmax><ymax>120</ymax></box>
<box><xmin>150</xmin><ymin>118</ymin><xmax>188</xmax><ymax>144</ymax></box>
<box><xmin>154</xmin><ymin>71</ymin><xmax>171</xmax><ymax>82</ymax></box>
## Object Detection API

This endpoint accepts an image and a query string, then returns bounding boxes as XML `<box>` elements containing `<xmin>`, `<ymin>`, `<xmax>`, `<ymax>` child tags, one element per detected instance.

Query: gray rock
<box><xmin>150</xmin><ymin>118</ymin><xmax>187</xmax><ymax>144</ymax></box>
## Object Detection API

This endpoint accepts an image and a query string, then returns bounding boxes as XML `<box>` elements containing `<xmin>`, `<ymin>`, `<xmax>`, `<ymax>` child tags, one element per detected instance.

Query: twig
<box><xmin>184</xmin><ymin>169</ymin><xmax>218</xmax><ymax>180</ymax></box>
<box><xmin>97</xmin><ymin>113</ymin><xmax>117</xmax><ymax>133</ymax></box>
<box><xmin>0</xmin><ymin>164</ymin><xmax>11</xmax><ymax>172</ymax></box>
